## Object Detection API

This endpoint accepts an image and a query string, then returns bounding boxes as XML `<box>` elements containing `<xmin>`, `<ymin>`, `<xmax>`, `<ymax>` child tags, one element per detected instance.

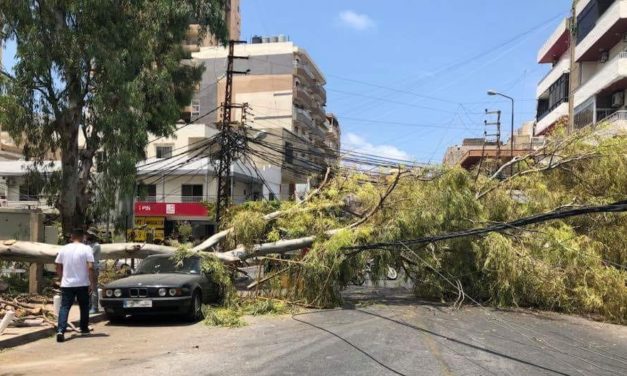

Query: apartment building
<box><xmin>537</xmin><ymin>0</ymin><xmax>627</xmax><ymax>134</ymax></box>
<box><xmin>189</xmin><ymin>37</ymin><xmax>338</xmax><ymax>199</ymax></box>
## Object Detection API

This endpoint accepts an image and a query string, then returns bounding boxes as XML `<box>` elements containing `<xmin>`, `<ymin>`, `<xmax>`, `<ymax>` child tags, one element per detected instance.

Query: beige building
<box><xmin>537</xmin><ymin>0</ymin><xmax>627</xmax><ymax>134</ymax></box>
<box><xmin>184</xmin><ymin>0</ymin><xmax>241</xmax><ymax>53</ymax></box>
<box><xmin>189</xmin><ymin>38</ymin><xmax>338</xmax><ymax>198</ymax></box>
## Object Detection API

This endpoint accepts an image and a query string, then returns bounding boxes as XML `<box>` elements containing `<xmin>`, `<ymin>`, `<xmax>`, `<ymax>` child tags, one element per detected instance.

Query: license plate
<box><xmin>123</xmin><ymin>300</ymin><xmax>152</xmax><ymax>308</ymax></box>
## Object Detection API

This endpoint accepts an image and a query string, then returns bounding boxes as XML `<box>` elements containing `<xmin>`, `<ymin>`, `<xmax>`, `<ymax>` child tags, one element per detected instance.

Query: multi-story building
<box><xmin>537</xmin><ymin>0</ymin><xmax>627</xmax><ymax>134</ymax></box>
<box><xmin>132</xmin><ymin>122</ymin><xmax>281</xmax><ymax>241</ymax></box>
<box><xmin>189</xmin><ymin>37</ymin><xmax>337</xmax><ymax>199</ymax></box>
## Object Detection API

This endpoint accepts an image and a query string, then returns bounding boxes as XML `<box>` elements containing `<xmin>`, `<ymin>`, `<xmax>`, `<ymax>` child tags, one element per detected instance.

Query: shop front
<box><xmin>132</xmin><ymin>202</ymin><xmax>215</xmax><ymax>243</ymax></box>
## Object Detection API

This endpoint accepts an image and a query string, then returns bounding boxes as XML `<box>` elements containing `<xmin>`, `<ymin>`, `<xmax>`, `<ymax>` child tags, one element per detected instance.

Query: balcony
<box><xmin>293</xmin><ymin>86</ymin><xmax>312</xmax><ymax>106</ymax></box>
<box><xmin>294</xmin><ymin>61</ymin><xmax>316</xmax><ymax>81</ymax></box>
<box><xmin>536</xmin><ymin>102</ymin><xmax>569</xmax><ymax>135</ymax></box>
<box><xmin>537</xmin><ymin>58</ymin><xmax>570</xmax><ymax>98</ymax></box>
<box><xmin>576</xmin><ymin>0</ymin><xmax>627</xmax><ymax>62</ymax></box>
<box><xmin>293</xmin><ymin>107</ymin><xmax>314</xmax><ymax>127</ymax></box>
<box><xmin>574</xmin><ymin>51</ymin><xmax>627</xmax><ymax>107</ymax></box>
<box><xmin>537</xmin><ymin>18</ymin><xmax>570</xmax><ymax>64</ymax></box>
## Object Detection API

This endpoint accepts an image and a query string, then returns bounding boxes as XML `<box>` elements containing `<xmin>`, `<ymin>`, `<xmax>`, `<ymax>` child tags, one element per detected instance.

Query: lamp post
<box><xmin>487</xmin><ymin>90</ymin><xmax>515</xmax><ymax>176</ymax></box>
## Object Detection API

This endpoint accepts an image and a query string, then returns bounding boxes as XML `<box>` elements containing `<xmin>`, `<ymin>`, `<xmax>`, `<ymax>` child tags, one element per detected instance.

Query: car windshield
<box><xmin>136</xmin><ymin>256</ymin><xmax>200</xmax><ymax>275</ymax></box>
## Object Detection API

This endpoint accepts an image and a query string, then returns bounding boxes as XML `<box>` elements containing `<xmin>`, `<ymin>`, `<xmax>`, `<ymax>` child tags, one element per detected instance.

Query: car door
<box><xmin>195</xmin><ymin>258</ymin><xmax>213</xmax><ymax>303</ymax></box>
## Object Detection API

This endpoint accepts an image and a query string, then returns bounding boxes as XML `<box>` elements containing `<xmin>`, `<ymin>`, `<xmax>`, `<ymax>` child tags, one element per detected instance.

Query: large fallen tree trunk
<box><xmin>0</xmin><ymin>240</ymin><xmax>180</xmax><ymax>264</ymax></box>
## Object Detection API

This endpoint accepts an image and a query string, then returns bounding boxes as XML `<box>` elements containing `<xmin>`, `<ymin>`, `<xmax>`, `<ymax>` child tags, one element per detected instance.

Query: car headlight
<box><xmin>114</xmin><ymin>289</ymin><xmax>122</xmax><ymax>298</ymax></box>
<box><xmin>168</xmin><ymin>288</ymin><xmax>178</xmax><ymax>297</ymax></box>
<box><xmin>158</xmin><ymin>288</ymin><xmax>167</xmax><ymax>297</ymax></box>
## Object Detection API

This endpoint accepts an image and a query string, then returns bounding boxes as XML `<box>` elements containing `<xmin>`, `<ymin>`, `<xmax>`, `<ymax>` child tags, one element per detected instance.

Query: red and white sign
<box><xmin>134</xmin><ymin>202</ymin><xmax>209</xmax><ymax>218</ymax></box>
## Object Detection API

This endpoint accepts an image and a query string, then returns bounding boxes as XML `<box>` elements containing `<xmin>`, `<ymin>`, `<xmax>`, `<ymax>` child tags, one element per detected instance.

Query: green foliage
<box><xmin>225</xmin><ymin>131</ymin><xmax>627</xmax><ymax>323</ymax></box>
<box><xmin>203</xmin><ymin>307</ymin><xmax>247</xmax><ymax>328</ymax></box>
<box><xmin>176</xmin><ymin>222</ymin><xmax>193</xmax><ymax>240</ymax></box>
<box><xmin>172</xmin><ymin>246</ymin><xmax>236</xmax><ymax>305</ymax></box>
<box><xmin>230</xmin><ymin>211</ymin><xmax>267</xmax><ymax>249</ymax></box>
<box><xmin>0</xmin><ymin>0</ymin><xmax>227</xmax><ymax>232</ymax></box>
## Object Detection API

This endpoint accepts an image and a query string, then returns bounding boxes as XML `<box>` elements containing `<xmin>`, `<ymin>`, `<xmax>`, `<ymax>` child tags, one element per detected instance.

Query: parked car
<box><xmin>100</xmin><ymin>255</ymin><xmax>222</xmax><ymax>322</ymax></box>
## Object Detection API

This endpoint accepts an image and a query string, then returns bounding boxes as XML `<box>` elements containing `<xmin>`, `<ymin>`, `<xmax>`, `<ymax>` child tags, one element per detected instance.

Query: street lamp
<box><xmin>487</xmin><ymin>90</ymin><xmax>515</xmax><ymax>176</ymax></box>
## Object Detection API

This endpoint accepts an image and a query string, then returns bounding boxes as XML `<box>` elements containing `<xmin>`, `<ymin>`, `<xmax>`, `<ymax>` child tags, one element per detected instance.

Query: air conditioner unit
<box><xmin>612</xmin><ymin>91</ymin><xmax>625</xmax><ymax>108</ymax></box>
<box><xmin>600</xmin><ymin>51</ymin><xmax>609</xmax><ymax>63</ymax></box>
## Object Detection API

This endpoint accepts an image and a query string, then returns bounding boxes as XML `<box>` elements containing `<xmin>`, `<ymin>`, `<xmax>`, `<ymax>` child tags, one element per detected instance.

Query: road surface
<box><xmin>1</xmin><ymin>287</ymin><xmax>626</xmax><ymax>376</ymax></box>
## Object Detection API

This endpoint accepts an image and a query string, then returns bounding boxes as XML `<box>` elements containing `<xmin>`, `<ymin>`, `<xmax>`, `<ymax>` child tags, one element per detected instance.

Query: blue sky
<box><xmin>2</xmin><ymin>0</ymin><xmax>572</xmax><ymax>164</ymax></box>
<box><xmin>242</xmin><ymin>0</ymin><xmax>571</xmax><ymax>163</ymax></box>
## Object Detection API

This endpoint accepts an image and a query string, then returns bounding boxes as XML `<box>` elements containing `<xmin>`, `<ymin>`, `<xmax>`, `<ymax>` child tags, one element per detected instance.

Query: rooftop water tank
<box><xmin>278</xmin><ymin>34</ymin><xmax>287</xmax><ymax>42</ymax></box>
<box><xmin>270</xmin><ymin>36</ymin><xmax>279</xmax><ymax>43</ymax></box>
<box><xmin>262</xmin><ymin>36</ymin><xmax>270</xmax><ymax>43</ymax></box>
<box><xmin>252</xmin><ymin>35</ymin><xmax>262</xmax><ymax>44</ymax></box>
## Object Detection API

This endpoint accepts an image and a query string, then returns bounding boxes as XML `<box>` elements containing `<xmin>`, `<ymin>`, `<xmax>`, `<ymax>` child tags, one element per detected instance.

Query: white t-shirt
<box><xmin>55</xmin><ymin>242</ymin><xmax>95</xmax><ymax>288</ymax></box>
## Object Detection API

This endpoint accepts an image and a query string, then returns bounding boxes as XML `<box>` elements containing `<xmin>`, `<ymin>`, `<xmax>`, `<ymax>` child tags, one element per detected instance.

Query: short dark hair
<box><xmin>71</xmin><ymin>228</ymin><xmax>85</xmax><ymax>239</ymax></box>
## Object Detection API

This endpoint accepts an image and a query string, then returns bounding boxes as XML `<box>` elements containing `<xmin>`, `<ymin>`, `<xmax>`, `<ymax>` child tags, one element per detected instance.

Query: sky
<box><xmin>242</xmin><ymin>0</ymin><xmax>572</xmax><ymax>163</ymax></box>
<box><xmin>1</xmin><ymin>0</ymin><xmax>572</xmax><ymax>165</ymax></box>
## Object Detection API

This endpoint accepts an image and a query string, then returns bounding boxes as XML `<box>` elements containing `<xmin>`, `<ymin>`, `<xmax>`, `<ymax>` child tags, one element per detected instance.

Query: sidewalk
<box><xmin>0</xmin><ymin>303</ymin><xmax>106</xmax><ymax>349</ymax></box>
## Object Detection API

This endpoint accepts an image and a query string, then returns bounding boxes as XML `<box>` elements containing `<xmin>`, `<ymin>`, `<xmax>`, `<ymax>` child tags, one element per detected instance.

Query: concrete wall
<box><xmin>0</xmin><ymin>208</ymin><xmax>44</xmax><ymax>241</ymax></box>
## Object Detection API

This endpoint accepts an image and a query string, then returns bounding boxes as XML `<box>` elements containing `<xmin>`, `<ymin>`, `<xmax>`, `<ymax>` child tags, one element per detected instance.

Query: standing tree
<box><xmin>0</xmin><ymin>1</ymin><xmax>227</xmax><ymax>234</ymax></box>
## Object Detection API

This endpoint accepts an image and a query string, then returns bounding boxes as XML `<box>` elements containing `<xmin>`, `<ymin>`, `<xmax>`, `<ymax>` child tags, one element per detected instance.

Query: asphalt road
<box><xmin>1</xmin><ymin>287</ymin><xmax>626</xmax><ymax>376</ymax></box>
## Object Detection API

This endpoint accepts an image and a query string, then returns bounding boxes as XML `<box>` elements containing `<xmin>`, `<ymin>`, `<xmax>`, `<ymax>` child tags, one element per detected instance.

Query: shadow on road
<box><xmin>104</xmin><ymin>316</ymin><xmax>199</xmax><ymax>328</ymax></box>
<box><xmin>64</xmin><ymin>333</ymin><xmax>110</xmax><ymax>342</ymax></box>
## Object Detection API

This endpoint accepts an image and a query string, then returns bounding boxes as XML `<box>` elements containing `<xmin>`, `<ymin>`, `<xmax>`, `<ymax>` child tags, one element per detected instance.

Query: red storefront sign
<box><xmin>134</xmin><ymin>202</ymin><xmax>209</xmax><ymax>217</ymax></box>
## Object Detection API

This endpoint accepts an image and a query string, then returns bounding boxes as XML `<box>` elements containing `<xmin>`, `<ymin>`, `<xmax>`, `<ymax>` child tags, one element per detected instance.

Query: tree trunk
<box><xmin>59</xmin><ymin>122</ymin><xmax>81</xmax><ymax>236</ymax></box>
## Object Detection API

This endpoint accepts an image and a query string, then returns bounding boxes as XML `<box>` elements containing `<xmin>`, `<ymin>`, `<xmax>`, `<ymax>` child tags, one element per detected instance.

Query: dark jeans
<box><xmin>58</xmin><ymin>286</ymin><xmax>90</xmax><ymax>334</ymax></box>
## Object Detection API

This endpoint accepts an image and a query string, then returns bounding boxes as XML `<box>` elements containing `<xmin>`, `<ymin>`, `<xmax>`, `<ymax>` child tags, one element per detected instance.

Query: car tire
<box><xmin>185</xmin><ymin>291</ymin><xmax>203</xmax><ymax>322</ymax></box>
<box><xmin>386</xmin><ymin>267</ymin><xmax>399</xmax><ymax>281</ymax></box>
<box><xmin>106</xmin><ymin>312</ymin><xmax>125</xmax><ymax>323</ymax></box>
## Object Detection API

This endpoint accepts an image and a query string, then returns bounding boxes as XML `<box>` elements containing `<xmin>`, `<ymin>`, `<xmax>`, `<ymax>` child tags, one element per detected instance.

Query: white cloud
<box><xmin>343</xmin><ymin>133</ymin><xmax>412</xmax><ymax>162</ymax></box>
<box><xmin>339</xmin><ymin>10</ymin><xmax>375</xmax><ymax>31</ymax></box>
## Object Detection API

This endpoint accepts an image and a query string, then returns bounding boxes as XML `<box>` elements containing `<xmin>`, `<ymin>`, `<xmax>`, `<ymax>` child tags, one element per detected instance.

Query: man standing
<box><xmin>55</xmin><ymin>228</ymin><xmax>96</xmax><ymax>343</ymax></box>
<box><xmin>86</xmin><ymin>231</ymin><xmax>102</xmax><ymax>314</ymax></box>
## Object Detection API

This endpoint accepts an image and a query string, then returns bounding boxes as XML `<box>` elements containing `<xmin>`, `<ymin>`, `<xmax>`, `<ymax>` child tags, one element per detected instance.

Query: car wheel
<box><xmin>185</xmin><ymin>291</ymin><xmax>203</xmax><ymax>322</ymax></box>
<box><xmin>386</xmin><ymin>267</ymin><xmax>398</xmax><ymax>281</ymax></box>
<box><xmin>106</xmin><ymin>312</ymin><xmax>125</xmax><ymax>323</ymax></box>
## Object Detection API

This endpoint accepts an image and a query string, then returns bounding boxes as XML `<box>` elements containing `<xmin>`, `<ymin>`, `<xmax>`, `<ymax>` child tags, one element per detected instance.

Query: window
<box><xmin>137</xmin><ymin>184</ymin><xmax>157</xmax><ymax>202</ymax></box>
<box><xmin>285</xmin><ymin>142</ymin><xmax>294</xmax><ymax>164</ymax></box>
<box><xmin>156</xmin><ymin>145</ymin><xmax>173</xmax><ymax>159</ymax></box>
<box><xmin>18</xmin><ymin>173</ymin><xmax>45</xmax><ymax>202</ymax></box>
<box><xmin>182</xmin><ymin>184</ymin><xmax>203</xmax><ymax>202</ymax></box>
<box><xmin>191</xmin><ymin>99</ymin><xmax>200</xmax><ymax>117</ymax></box>
<box><xmin>19</xmin><ymin>183</ymin><xmax>41</xmax><ymax>201</ymax></box>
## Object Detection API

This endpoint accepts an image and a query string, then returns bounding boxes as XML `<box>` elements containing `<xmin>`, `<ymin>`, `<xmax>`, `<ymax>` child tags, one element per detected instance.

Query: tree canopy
<box><xmin>218</xmin><ymin>128</ymin><xmax>627</xmax><ymax>322</ymax></box>
<box><xmin>0</xmin><ymin>0</ymin><xmax>227</xmax><ymax>234</ymax></box>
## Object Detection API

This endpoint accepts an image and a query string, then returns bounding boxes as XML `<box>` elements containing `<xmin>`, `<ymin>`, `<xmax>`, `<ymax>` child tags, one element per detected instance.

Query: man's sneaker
<box><xmin>80</xmin><ymin>328</ymin><xmax>91</xmax><ymax>336</ymax></box>
<box><xmin>56</xmin><ymin>332</ymin><xmax>64</xmax><ymax>343</ymax></box>
<box><xmin>89</xmin><ymin>309</ymin><xmax>98</xmax><ymax>314</ymax></box>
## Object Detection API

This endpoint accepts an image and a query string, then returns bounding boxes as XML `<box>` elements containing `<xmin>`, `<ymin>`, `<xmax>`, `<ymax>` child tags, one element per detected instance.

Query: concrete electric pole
<box><xmin>215</xmin><ymin>40</ymin><xmax>248</xmax><ymax>228</ymax></box>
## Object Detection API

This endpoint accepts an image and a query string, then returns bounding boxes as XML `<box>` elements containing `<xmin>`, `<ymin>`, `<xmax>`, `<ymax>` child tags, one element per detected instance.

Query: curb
<box><xmin>0</xmin><ymin>313</ymin><xmax>107</xmax><ymax>349</ymax></box>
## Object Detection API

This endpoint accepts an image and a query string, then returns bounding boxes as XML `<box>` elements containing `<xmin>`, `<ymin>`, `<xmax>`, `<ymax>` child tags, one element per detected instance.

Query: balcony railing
<box><xmin>599</xmin><ymin>109</ymin><xmax>627</xmax><ymax>124</ymax></box>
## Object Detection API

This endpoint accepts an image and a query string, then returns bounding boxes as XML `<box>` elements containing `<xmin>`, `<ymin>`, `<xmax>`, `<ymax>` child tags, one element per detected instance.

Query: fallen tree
<box><xmin>2</xmin><ymin>129</ymin><xmax>627</xmax><ymax>322</ymax></box>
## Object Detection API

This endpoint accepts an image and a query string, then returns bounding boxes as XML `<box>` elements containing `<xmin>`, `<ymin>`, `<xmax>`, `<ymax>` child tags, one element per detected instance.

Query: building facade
<box><xmin>189</xmin><ymin>38</ymin><xmax>338</xmax><ymax>199</ymax></box>
<box><xmin>537</xmin><ymin>0</ymin><xmax>627</xmax><ymax>134</ymax></box>
<box><xmin>443</xmin><ymin>122</ymin><xmax>542</xmax><ymax>170</ymax></box>
<box><xmin>132</xmin><ymin>122</ymin><xmax>281</xmax><ymax>241</ymax></box>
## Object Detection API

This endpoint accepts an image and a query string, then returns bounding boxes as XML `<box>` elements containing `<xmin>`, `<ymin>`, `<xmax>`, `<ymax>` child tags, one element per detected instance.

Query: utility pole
<box><xmin>568</xmin><ymin>1</ymin><xmax>577</xmax><ymax>134</ymax></box>
<box><xmin>215</xmin><ymin>40</ymin><xmax>248</xmax><ymax>227</ymax></box>
<box><xmin>481</xmin><ymin>109</ymin><xmax>502</xmax><ymax>177</ymax></box>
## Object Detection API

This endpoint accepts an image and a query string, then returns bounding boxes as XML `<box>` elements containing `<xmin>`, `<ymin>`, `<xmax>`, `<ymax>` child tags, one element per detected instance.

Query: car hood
<box><xmin>105</xmin><ymin>273</ymin><xmax>198</xmax><ymax>288</ymax></box>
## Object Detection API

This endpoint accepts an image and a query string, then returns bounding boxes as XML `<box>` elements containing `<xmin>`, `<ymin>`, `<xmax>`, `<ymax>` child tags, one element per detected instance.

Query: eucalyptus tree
<box><xmin>0</xmin><ymin>0</ymin><xmax>226</xmax><ymax>233</ymax></box>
